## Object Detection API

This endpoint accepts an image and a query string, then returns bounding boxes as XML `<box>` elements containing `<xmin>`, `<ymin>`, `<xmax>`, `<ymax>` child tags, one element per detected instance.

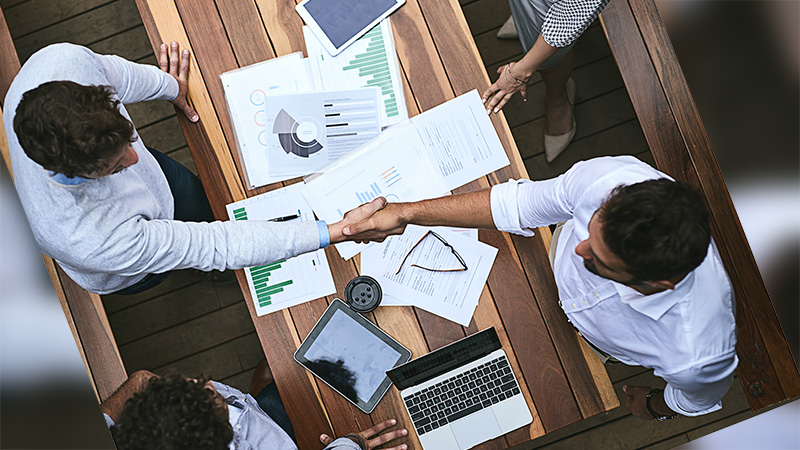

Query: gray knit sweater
<box><xmin>4</xmin><ymin>44</ymin><xmax>319</xmax><ymax>294</ymax></box>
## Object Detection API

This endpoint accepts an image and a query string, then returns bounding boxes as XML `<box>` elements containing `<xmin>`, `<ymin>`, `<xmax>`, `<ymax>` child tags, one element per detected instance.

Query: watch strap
<box><xmin>645</xmin><ymin>388</ymin><xmax>678</xmax><ymax>421</ymax></box>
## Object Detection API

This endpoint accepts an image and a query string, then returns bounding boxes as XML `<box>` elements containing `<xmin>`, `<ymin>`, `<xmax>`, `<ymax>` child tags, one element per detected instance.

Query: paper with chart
<box><xmin>360</xmin><ymin>225</ymin><xmax>497</xmax><ymax>326</ymax></box>
<box><xmin>264</xmin><ymin>89</ymin><xmax>380</xmax><ymax>178</ymax></box>
<box><xmin>409</xmin><ymin>90</ymin><xmax>510</xmax><ymax>191</ymax></box>
<box><xmin>304</xmin><ymin>19</ymin><xmax>408</xmax><ymax>128</ymax></box>
<box><xmin>220</xmin><ymin>53</ymin><xmax>314</xmax><ymax>188</ymax></box>
<box><xmin>226</xmin><ymin>184</ymin><xmax>335</xmax><ymax>316</ymax></box>
<box><xmin>302</xmin><ymin>122</ymin><xmax>451</xmax><ymax>260</ymax></box>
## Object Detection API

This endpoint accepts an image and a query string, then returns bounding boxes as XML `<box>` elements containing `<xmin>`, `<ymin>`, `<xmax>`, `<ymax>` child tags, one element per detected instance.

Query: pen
<box><xmin>268</xmin><ymin>212</ymin><xmax>301</xmax><ymax>222</ymax></box>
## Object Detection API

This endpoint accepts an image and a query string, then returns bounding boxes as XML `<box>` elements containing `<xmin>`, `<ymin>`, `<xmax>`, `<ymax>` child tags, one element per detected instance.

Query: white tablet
<box><xmin>296</xmin><ymin>0</ymin><xmax>405</xmax><ymax>56</ymax></box>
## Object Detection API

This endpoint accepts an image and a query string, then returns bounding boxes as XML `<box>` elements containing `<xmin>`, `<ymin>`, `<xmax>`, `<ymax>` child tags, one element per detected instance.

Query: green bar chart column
<box><xmin>342</xmin><ymin>25</ymin><xmax>399</xmax><ymax>118</ymax></box>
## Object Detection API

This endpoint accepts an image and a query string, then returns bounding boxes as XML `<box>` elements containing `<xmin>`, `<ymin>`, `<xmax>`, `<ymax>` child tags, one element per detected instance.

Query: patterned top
<box><xmin>542</xmin><ymin>0</ymin><xmax>611</xmax><ymax>47</ymax></box>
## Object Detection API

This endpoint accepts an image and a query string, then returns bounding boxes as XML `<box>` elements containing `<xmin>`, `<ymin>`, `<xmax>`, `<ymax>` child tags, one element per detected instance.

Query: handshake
<box><xmin>328</xmin><ymin>197</ymin><xmax>407</xmax><ymax>245</ymax></box>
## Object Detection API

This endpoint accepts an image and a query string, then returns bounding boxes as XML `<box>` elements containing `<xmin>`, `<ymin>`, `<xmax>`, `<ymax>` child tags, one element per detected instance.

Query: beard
<box><xmin>583</xmin><ymin>259</ymin><xmax>646</xmax><ymax>288</ymax></box>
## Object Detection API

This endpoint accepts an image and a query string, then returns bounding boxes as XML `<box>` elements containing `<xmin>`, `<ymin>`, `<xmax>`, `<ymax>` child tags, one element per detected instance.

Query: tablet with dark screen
<box><xmin>296</xmin><ymin>0</ymin><xmax>405</xmax><ymax>55</ymax></box>
<box><xmin>294</xmin><ymin>299</ymin><xmax>411</xmax><ymax>413</ymax></box>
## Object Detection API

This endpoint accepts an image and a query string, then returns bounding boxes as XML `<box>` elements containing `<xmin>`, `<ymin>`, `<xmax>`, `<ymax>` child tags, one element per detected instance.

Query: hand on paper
<box><xmin>341</xmin><ymin>201</ymin><xmax>408</xmax><ymax>243</ymax></box>
<box><xmin>328</xmin><ymin>197</ymin><xmax>390</xmax><ymax>244</ymax></box>
<box><xmin>482</xmin><ymin>61</ymin><xmax>528</xmax><ymax>115</ymax></box>
<box><xmin>319</xmin><ymin>418</ymin><xmax>408</xmax><ymax>450</ymax></box>
<box><xmin>159</xmin><ymin>41</ymin><xmax>199</xmax><ymax>123</ymax></box>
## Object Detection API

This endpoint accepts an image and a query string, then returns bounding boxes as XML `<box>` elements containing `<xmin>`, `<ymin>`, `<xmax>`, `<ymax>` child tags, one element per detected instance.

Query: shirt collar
<box><xmin>616</xmin><ymin>271</ymin><xmax>694</xmax><ymax>320</ymax></box>
<box><xmin>49</xmin><ymin>171</ymin><xmax>90</xmax><ymax>185</ymax></box>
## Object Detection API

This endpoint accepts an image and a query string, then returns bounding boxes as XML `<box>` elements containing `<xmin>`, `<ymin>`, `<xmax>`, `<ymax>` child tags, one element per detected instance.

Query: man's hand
<box><xmin>319</xmin><ymin>418</ymin><xmax>408</xmax><ymax>450</ymax></box>
<box><xmin>159</xmin><ymin>41</ymin><xmax>199</xmax><ymax>123</ymax></box>
<box><xmin>328</xmin><ymin>197</ymin><xmax>390</xmax><ymax>244</ymax></box>
<box><xmin>340</xmin><ymin>202</ymin><xmax>407</xmax><ymax>244</ymax></box>
<box><xmin>622</xmin><ymin>385</ymin><xmax>654</xmax><ymax>419</ymax></box>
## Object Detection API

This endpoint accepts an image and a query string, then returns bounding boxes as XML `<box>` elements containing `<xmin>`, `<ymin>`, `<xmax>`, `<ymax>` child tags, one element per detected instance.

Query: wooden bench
<box><xmin>0</xmin><ymin>5</ymin><xmax>127</xmax><ymax>403</ymax></box>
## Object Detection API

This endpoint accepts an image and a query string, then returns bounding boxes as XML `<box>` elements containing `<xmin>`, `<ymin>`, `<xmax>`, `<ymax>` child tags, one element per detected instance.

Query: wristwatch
<box><xmin>645</xmin><ymin>388</ymin><xmax>678</xmax><ymax>421</ymax></box>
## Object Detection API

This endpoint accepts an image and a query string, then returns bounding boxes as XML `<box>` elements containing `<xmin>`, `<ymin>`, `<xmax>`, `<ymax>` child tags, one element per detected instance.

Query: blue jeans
<box><xmin>254</xmin><ymin>383</ymin><xmax>296</xmax><ymax>442</ymax></box>
<box><xmin>113</xmin><ymin>147</ymin><xmax>214</xmax><ymax>295</ymax></box>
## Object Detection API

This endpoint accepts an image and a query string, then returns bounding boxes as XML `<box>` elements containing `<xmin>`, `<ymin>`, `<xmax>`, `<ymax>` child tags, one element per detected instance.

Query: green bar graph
<box><xmin>247</xmin><ymin>260</ymin><xmax>293</xmax><ymax>309</ymax></box>
<box><xmin>340</xmin><ymin>23</ymin><xmax>400</xmax><ymax>121</ymax></box>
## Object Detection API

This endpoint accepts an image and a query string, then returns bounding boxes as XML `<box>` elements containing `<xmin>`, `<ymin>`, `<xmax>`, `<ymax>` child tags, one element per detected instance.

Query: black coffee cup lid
<box><xmin>344</xmin><ymin>275</ymin><xmax>382</xmax><ymax>313</ymax></box>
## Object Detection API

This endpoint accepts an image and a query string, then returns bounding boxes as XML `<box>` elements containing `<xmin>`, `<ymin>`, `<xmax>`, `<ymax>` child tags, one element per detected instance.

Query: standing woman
<box><xmin>482</xmin><ymin>0</ymin><xmax>611</xmax><ymax>162</ymax></box>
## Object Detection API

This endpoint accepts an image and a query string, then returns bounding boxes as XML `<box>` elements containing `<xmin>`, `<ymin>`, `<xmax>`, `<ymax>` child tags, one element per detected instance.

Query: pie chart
<box><xmin>272</xmin><ymin>109</ymin><xmax>324</xmax><ymax>158</ymax></box>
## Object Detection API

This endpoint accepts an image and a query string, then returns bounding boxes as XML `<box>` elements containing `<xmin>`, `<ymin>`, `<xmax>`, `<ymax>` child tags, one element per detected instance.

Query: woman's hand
<box><xmin>481</xmin><ymin>61</ymin><xmax>529</xmax><ymax>114</ymax></box>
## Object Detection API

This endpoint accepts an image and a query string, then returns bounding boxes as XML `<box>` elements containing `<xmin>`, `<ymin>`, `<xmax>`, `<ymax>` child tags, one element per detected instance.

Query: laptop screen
<box><xmin>387</xmin><ymin>328</ymin><xmax>502</xmax><ymax>391</ymax></box>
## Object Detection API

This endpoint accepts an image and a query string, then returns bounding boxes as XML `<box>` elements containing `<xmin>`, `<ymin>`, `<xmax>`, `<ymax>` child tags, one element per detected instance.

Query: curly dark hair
<box><xmin>110</xmin><ymin>375</ymin><xmax>233</xmax><ymax>450</ymax></box>
<box><xmin>13</xmin><ymin>80</ymin><xmax>136</xmax><ymax>177</ymax></box>
<box><xmin>599</xmin><ymin>179</ymin><xmax>711</xmax><ymax>282</ymax></box>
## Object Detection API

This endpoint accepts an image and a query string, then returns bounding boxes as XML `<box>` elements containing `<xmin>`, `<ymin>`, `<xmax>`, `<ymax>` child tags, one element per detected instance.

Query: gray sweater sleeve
<box><xmin>5</xmin><ymin>43</ymin><xmax>321</xmax><ymax>293</ymax></box>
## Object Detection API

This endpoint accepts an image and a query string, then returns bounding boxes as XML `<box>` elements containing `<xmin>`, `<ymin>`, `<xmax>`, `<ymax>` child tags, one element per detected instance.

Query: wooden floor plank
<box><xmin>108</xmin><ymin>281</ymin><xmax>222</xmax><ymax>345</ymax></box>
<box><xmin>119</xmin><ymin>302</ymin><xmax>255</xmax><ymax>370</ymax></box>
<box><xmin>462</xmin><ymin>0</ymin><xmax>511</xmax><ymax>36</ymax></box>
<box><xmin>14</xmin><ymin>0</ymin><xmax>140</xmax><ymax>61</ymax></box>
<box><xmin>138</xmin><ymin>116</ymin><xmax>188</xmax><ymax>153</ymax></box>
<box><xmin>102</xmin><ymin>270</ymin><xmax>200</xmax><ymax>314</ymax></box>
<box><xmin>4</xmin><ymin>0</ymin><xmax>112</xmax><ymax>38</ymax></box>
<box><xmin>89</xmin><ymin>25</ymin><xmax>152</xmax><ymax>61</ymax></box>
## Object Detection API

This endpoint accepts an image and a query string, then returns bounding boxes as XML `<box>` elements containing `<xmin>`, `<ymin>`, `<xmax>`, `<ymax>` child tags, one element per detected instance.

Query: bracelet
<box><xmin>645</xmin><ymin>388</ymin><xmax>678</xmax><ymax>421</ymax></box>
<box><xmin>506</xmin><ymin>63</ymin><xmax>527</xmax><ymax>85</ymax></box>
<box><xmin>344</xmin><ymin>433</ymin><xmax>367</xmax><ymax>450</ymax></box>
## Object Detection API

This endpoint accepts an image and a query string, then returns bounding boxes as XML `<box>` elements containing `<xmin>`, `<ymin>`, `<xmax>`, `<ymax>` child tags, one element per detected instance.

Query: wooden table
<box><xmin>133</xmin><ymin>1</ymin><xmax>618</xmax><ymax>448</ymax></box>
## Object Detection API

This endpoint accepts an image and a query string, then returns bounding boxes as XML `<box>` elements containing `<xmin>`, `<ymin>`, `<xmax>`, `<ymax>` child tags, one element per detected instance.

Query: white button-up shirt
<box><xmin>490</xmin><ymin>156</ymin><xmax>738</xmax><ymax>416</ymax></box>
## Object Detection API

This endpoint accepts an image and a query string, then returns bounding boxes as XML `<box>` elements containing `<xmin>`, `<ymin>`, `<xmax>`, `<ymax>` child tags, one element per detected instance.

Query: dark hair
<box><xmin>599</xmin><ymin>179</ymin><xmax>711</xmax><ymax>281</ymax></box>
<box><xmin>110</xmin><ymin>376</ymin><xmax>233</xmax><ymax>450</ymax></box>
<box><xmin>13</xmin><ymin>80</ymin><xmax>135</xmax><ymax>177</ymax></box>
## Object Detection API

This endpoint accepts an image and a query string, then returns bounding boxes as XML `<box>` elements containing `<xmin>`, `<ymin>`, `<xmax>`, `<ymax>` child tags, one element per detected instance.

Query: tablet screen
<box><xmin>304</xmin><ymin>308</ymin><xmax>401</xmax><ymax>403</ymax></box>
<box><xmin>303</xmin><ymin>0</ymin><xmax>399</xmax><ymax>48</ymax></box>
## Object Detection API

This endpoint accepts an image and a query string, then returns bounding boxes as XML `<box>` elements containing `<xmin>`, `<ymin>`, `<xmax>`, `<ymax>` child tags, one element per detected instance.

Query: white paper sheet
<box><xmin>220</xmin><ymin>53</ymin><xmax>314</xmax><ymax>188</ymax></box>
<box><xmin>302</xmin><ymin>122</ymin><xmax>451</xmax><ymax>259</ymax></box>
<box><xmin>264</xmin><ymin>88</ymin><xmax>381</xmax><ymax>178</ymax></box>
<box><xmin>360</xmin><ymin>225</ymin><xmax>497</xmax><ymax>326</ymax></box>
<box><xmin>409</xmin><ymin>90</ymin><xmax>510</xmax><ymax>191</ymax></box>
<box><xmin>226</xmin><ymin>184</ymin><xmax>335</xmax><ymax>316</ymax></box>
<box><xmin>304</xmin><ymin>20</ymin><xmax>408</xmax><ymax>128</ymax></box>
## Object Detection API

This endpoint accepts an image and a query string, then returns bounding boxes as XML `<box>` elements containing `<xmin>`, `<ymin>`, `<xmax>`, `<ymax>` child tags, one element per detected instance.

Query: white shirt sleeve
<box><xmin>661</xmin><ymin>351</ymin><xmax>738</xmax><ymax>416</ymax></box>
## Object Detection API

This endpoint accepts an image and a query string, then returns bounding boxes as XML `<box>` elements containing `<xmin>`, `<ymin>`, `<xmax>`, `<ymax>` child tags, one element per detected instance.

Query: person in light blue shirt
<box><xmin>101</xmin><ymin>368</ymin><xmax>408</xmax><ymax>450</ymax></box>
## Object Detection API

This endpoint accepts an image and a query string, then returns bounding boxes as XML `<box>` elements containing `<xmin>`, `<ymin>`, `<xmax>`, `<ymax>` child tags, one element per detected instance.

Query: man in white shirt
<box><xmin>343</xmin><ymin>155</ymin><xmax>738</xmax><ymax>420</ymax></box>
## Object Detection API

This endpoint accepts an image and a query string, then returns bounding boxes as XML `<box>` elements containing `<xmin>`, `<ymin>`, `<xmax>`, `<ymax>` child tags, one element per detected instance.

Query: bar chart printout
<box><xmin>226</xmin><ymin>184</ymin><xmax>335</xmax><ymax>316</ymax></box>
<box><xmin>304</xmin><ymin>19</ymin><xmax>408</xmax><ymax>128</ymax></box>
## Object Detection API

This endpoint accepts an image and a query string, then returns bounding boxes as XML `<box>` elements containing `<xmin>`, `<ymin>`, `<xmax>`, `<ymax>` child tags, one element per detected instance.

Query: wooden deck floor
<box><xmin>2</xmin><ymin>0</ymin><xmax>757</xmax><ymax>447</ymax></box>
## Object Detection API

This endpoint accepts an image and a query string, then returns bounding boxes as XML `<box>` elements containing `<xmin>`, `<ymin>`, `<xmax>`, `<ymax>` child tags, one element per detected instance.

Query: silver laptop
<box><xmin>387</xmin><ymin>328</ymin><xmax>532</xmax><ymax>450</ymax></box>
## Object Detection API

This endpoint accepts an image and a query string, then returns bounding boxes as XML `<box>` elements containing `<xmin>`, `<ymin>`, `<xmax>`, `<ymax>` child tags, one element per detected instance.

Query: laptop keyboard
<box><xmin>403</xmin><ymin>355</ymin><xmax>522</xmax><ymax>436</ymax></box>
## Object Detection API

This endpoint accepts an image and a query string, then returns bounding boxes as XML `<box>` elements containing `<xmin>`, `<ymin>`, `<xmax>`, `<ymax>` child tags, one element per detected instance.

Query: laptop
<box><xmin>387</xmin><ymin>328</ymin><xmax>532</xmax><ymax>450</ymax></box>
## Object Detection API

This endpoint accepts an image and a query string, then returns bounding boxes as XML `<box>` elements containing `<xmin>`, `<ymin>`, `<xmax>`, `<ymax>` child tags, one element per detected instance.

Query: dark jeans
<box><xmin>113</xmin><ymin>147</ymin><xmax>214</xmax><ymax>295</ymax></box>
<box><xmin>254</xmin><ymin>383</ymin><xmax>296</xmax><ymax>442</ymax></box>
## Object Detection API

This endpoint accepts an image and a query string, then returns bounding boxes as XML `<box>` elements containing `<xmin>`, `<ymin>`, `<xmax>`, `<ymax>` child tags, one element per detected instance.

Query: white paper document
<box><xmin>302</xmin><ymin>90</ymin><xmax>509</xmax><ymax>259</ymax></box>
<box><xmin>302</xmin><ymin>122</ymin><xmax>451</xmax><ymax>259</ymax></box>
<box><xmin>221</xmin><ymin>53</ymin><xmax>314</xmax><ymax>188</ymax></box>
<box><xmin>226</xmin><ymin>184</ymin><xmax>335</xmax><ymax>316</ymax></box>
<box><xmin>361</xmin><ymin>225</ymin><xmax>497</xmax><ymax>326</ymax></box>
<box><xmin>410</xmin><ymin>90</ymin><xmax>510</xmax><ymax>191</ymax></box>
<box><xmin>264</xmin><ymin>89</ymin><xmax>381</xmax><ymax>178</ymax></box>
<box><xmin>304</xmin><ymin>20</ymin><xmax>408</xmax><ymax>128</ymax></box>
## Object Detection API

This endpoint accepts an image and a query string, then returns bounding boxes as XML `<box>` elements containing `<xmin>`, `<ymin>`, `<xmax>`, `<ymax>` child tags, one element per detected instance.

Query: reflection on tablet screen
<box><xmin>304</xmin><ymin>0</ymin><xmax>399</xmax><ymax>48</ymax></box>
<box><xmin>305</xmin><ymin>308</ymin><xmax>402</xmax><ymax>402</ymax></box>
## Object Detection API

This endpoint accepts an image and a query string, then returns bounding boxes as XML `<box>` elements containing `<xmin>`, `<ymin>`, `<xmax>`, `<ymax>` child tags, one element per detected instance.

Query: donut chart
<box><xmin>272</xmin><ymin>109</ymin><xmax>323</xmax><ymax>158</ymax></box>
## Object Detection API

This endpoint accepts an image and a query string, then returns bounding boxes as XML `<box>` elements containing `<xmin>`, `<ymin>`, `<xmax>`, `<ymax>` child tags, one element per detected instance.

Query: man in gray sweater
<box><xmin>4</xmin><ymin>42</ymin><xmax>384</xmax><ymax>295</ymax></box>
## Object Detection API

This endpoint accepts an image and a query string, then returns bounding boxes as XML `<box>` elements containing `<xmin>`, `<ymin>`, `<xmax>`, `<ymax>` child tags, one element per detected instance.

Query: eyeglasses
<box><xmin>395</xmin><ymin>230</ymin><xmax>468</xmax><ymax>275</ymax></box>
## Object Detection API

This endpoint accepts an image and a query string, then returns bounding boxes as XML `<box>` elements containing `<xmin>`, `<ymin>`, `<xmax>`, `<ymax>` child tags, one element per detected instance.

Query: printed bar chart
<box><xmin>233</xmin><ymin>207</ymin><xmax>248</xmax><ymax>221</ymax></box>
<box><xmin>342</xmin><ymin>26</ymin><xmax>399</xmax><ymax>119</ymax></box>
<box><xmin>248</xmin><ymin>260</ymin><xmax>288</xmax><ymax>307</ymax></box>
<box><xmin>356</xmin><ymin>182</ymin><xmax>383</xmax><ymax>203</ymax></box>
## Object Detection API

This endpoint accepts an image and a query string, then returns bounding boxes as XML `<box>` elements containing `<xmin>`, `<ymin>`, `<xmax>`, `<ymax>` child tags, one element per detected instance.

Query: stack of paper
<box><xmin>221</xmin><ymin>19</ymin><xmax>408</xmax><ymax>189</ymax></box>
<box><xmin>225</xmin><ymin>184</ymin><xmax>336</xmax><ymax>316</ymax></box>
<box><xmin>361</xmin><ymin>226</ymin><xmax>496</xmax><ymax>326</ymax></box>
